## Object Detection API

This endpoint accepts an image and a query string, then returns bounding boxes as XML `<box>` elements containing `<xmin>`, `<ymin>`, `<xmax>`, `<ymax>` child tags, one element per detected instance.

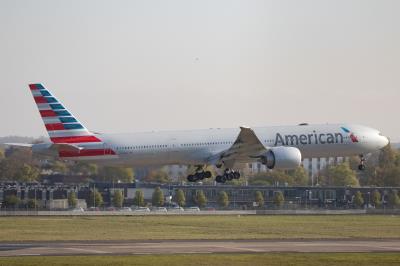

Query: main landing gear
<box><xmin>186</xmin><ymin>166</ymin><xmax>241</xmax><ymax>183</ymax></box>
<box><xmin>215</xmin><ymin>169</ymin><xmax>240</xmax><ymax>184</ymax></box>
<box><xmin>187</xmin><ymin>166</ymin><xmax>212</xmax><ymax>182</ymax></box>
<box><xmin>358</xmin><ymin>155</ymin><xmax>366</xmax><ymax>171</ymax></box>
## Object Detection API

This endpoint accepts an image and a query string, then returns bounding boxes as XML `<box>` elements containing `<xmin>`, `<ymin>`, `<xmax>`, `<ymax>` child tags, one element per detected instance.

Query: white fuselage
<box><xmin>74</xmin><ymin>124</ymin><xmax>388</xmax><ymax>167</ymax></box>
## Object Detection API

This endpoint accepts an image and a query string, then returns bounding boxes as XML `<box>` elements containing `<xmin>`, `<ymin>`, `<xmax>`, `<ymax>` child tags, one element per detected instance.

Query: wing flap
<box><xmin>208</xmin><ymin>126</ymin><xmax>267</xmax><ymax>168</ymax></box>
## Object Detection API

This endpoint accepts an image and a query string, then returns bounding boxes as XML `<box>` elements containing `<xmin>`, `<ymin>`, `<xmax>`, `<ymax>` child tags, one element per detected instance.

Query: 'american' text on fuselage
<box><xmin>274</xmin><ymin>131</ymin><xmax>344</xmax><ymax>146</ymax></box>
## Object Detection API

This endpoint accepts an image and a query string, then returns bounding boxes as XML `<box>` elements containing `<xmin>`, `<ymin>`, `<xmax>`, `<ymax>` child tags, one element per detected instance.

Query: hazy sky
<box><xmin>1</xmin><ymin>0</ymin><xmax>399</xmax><ymax>141</ymax></box>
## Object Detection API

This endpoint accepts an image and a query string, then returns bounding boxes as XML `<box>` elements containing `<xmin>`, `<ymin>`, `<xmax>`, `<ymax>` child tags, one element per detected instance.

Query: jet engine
<box><xmin>259</xmin><ymin>146</ymin><xmax>302</xmax><ymax>170</ymax></box>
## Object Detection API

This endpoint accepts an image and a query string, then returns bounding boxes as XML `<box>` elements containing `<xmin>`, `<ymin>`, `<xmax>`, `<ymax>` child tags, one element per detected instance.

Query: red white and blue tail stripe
<box><xmin>29</xmin><ymin>84</ymin><xmax>116</xmax><ymax>159</ymax></box>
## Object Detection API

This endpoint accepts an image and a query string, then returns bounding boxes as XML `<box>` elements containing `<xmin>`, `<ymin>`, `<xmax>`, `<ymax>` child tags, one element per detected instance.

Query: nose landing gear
<box><xmin>358</xmin><ymin>155</ymin><xmax>366</xmax><ymax>171</ymax></box>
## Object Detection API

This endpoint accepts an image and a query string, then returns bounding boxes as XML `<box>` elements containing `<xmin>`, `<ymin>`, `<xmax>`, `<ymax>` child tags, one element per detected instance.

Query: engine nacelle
<box><xmin>259</xmin><ymin>146</ymin><xmax>302</xmax><ymax>170</ymax></box>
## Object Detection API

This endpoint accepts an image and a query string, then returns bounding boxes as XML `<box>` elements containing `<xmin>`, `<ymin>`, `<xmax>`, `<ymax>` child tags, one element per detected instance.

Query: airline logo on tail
<box><xmin>341</xmin><ymin>127</ymin><xmax>359</xmax><ymax>143</ymax></box>
<box><xmin>29</xmin><ymin>84</ymin><xmax>116</xmax><ymax>158</ymax></box>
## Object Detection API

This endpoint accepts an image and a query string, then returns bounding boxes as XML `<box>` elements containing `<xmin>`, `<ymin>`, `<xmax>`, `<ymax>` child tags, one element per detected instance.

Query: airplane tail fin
<box><xmin>28</xmin><ymin>84</ymin><xmax>102</xmax><ymax>144</ymax></box>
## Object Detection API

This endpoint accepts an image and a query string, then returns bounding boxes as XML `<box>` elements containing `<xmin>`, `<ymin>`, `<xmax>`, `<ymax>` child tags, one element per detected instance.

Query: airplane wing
<box><xmin>208</xmin><ymin>126</ymin><xmax>267</xmax><ymax>169</ymax></box>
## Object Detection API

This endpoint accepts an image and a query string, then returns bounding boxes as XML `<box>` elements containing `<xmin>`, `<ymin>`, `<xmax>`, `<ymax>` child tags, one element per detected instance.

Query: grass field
<box><xmin>0</xmin><ymin>215</ymin><xmax>399</xmax><ymax>241</ymax></box>
<box><xmin>1</xmin><ymin>253</ymin><xmax>400</xmax><ymax>266</ymax></box>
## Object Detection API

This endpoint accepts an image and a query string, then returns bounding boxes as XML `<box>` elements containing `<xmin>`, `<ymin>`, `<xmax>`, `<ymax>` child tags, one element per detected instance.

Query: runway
<box><xmin>1</xmin><ymin>239</ymin><xmax>400</xmax><ymax>256</ymax></box>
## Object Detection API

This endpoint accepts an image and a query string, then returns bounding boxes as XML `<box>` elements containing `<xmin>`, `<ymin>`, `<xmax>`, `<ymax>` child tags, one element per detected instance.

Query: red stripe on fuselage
<box><xmin>34</xmin><ymin>96</ymin><xmax>47</xmax><ymax>104</ymax></box>
<box><xmin>29</xmin><ymin>84</ymin><xmax>38</xmax><ymax>90</ymax></box>
<box><xmin>45</xmin><ymin>123</ymin><xmax>65</xmax><ymax>131</ymax></box>
<box><xmin>40</xmin><ymin>110</ymin><xmax>57</xmax><ymax>117</ymax></box>
<box><xmin>59</xmin><ymin>149</ymin><xmax>116</xmax><ymax>157</ymax></box>
<box><xmin>51</xmin><ymin>135</ymin><xmax>102</xmax><ymax>144</ymax></box>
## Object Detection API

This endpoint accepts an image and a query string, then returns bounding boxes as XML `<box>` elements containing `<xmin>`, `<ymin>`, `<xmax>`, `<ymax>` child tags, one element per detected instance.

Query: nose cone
<box><xmin>378</xmin><ymin>135</ymin><xmax>390</xmax><ymax>149</ymax></box>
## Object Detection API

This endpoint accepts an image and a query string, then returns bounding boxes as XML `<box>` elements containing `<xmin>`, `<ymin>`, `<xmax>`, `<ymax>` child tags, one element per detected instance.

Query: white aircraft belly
<box><xmin>114</xmin><ymin>148</ymin><xmax>212</xmax><ymax>167</ymax></box>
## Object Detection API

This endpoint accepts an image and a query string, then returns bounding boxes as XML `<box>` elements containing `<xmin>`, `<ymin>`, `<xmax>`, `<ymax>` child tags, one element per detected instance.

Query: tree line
<box><xmin>0</xmin><ymin>148</ymin><xmax>134</xmax><ymax>183</ymax></box>
<box><xmin>138</xmin><ymin>188</ymin><xmax>285</xmax><ymax>209</ymax></box>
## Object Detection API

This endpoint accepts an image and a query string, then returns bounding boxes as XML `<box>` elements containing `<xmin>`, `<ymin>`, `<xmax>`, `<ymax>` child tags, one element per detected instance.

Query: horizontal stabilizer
<box><xmin>5</xmin><ymin>142</ymin><xmax>83</xmax><ymax>153</ymax></box>
<box><xmin>49</xmin><ymin>143</ymin><xmax>83</xmax><ymax>152</ymax></box>
<box><xmin>4</xmin><ymin>143</ymin><xmax>34</xmax><ymax>148</ymax></box>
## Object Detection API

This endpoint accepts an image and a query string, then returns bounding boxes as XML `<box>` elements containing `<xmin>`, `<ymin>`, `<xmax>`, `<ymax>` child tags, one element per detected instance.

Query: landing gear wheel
<box><xmin>233</xmin><ymin>172</ymin><xmax>240</xmax><ymax>179</ymax></box>
<box><xmin>195</xmin><ymin>172</ymin><xmax>204</xmax><ymax>180</ymax></box>
<box><xmin>187</xmin><ymin>175</ymin><xmax>195</xmax><ymax>182</ymax></box>
<box><xmin>226</xmin><ymin>173</ymin><xmax>234</xmax><ymax>181</ymax></box>
<box><xmin>220</xmin><ymin>175</ymin><xmax>227</xmax><ymax>183</ymax></box>
<box><xmin>215</xmin><ymin>175</ymin><xmax>227</xmax><ymax>183</ymax></box>
<box><xmin>204</xmin><ymin>171</ymin><xmax>212</xmax><ymax>179</ymax></box>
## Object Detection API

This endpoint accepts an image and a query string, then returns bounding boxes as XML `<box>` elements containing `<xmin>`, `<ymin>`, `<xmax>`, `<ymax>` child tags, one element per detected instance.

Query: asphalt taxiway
<box><xmin>1</xmin><ymin>239</ymin><xmax>400</xmax><ymax>256</ymax></box>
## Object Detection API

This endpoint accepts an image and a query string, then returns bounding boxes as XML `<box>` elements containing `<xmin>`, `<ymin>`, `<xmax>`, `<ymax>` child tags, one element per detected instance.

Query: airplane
<box><xmin>6</xmin><ymin>83</ymin><xmax>390</xmax><ymax>183</ymax></box>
